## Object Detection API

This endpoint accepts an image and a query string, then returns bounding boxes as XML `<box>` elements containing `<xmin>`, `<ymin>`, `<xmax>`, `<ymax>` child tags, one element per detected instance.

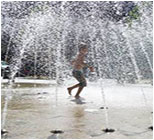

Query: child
<box><xmin>67</xmin><ymin>44</ymin><xmax>94</xmax><ymax>99</ymax></box>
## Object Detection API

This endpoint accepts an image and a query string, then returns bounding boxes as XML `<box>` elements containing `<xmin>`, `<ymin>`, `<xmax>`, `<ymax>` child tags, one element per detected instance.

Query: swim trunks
<box><xmin>72</xmin><ymin>69</ymin><xmax>87</xmax><ymax>87</ymax></box>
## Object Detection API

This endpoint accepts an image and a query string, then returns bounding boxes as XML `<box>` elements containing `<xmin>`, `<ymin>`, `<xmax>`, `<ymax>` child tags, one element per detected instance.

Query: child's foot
<box><xmin>67</xmin><ymin>88</ymin><xmax>72</xmax><ymax>95</ymax></box>
<box><xmin>75</xmin><ymin>95</ymin><xmax>80</xmax><ymax>99</ymax></box>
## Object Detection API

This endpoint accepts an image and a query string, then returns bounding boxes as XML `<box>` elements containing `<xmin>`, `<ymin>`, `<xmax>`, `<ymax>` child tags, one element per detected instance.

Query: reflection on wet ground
<box><xmin>71</xmin><ymin>98</ymin><xmax>86</xmax><ymax>104</ymax></box>
<box><xmin>1</xmin><ymin>82</ymin><xmax>153</xmax><ymax>139</ymax></box>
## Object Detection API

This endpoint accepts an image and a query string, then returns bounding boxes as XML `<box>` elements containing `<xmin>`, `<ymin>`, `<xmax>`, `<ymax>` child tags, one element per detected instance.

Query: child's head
<box><xmin>79</xmin><ymin>44</ymin><xmax>88</xmax><ymax>54</ymax></box>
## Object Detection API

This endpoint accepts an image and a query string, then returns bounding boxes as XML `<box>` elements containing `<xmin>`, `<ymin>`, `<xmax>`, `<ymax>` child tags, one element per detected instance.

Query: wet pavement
<box><xmin>1</xmin><ymin>79</ymin><xmax>153</xmax><ymax>139</ymax></box>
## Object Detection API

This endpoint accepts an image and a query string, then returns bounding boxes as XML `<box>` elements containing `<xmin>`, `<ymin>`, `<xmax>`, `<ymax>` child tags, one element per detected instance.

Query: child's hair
<box><xmin>79</xmin><ymin>43</ymin><xmax>88</xmax><ymax>52</ymax></box>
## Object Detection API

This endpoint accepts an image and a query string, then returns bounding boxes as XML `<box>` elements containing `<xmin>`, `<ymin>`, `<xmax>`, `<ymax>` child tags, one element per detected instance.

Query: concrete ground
<box><xmin>1</xmin><ymin>78</ymin><xmax>153</xmax><ymax>139</ymax></box>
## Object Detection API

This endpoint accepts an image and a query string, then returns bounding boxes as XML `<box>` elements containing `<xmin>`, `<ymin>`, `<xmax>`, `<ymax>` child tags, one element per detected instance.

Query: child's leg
<box><xmin>68</xmin><ymin>70</ymin><xmax>86</xmax><ymax>97</ymax></box>
<box><xmin>75</xmin><ymin>76</ymin><xmax>86</xmax><ymax>98</ymax></box>
<box><xmin>67</xmin><ymin>83</ymin><xmax>80</xmax><ymax>95</ymax></box>
<box><xmin>69</xmin><ymin>83</ymin><xmax>80</xmax><ymax>89</ymax></box>
<box><xmin>75</xmin><ymin>86</ymin><xmax>84</xmax><ymax>98</ymax></box>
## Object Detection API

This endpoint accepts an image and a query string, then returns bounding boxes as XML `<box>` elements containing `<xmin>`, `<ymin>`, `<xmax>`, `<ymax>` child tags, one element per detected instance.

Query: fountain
<box><xmin>1</xmin><ymin>1</ymin><xmax>153</xmax><ymax>138</ymax></box>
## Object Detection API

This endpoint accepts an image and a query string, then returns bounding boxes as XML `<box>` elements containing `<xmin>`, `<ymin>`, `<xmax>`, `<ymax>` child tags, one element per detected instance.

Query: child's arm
<box><xmin>83</xmin><ymin>63</ymin><xmax>94</xmax><ymax>72</ymax></box>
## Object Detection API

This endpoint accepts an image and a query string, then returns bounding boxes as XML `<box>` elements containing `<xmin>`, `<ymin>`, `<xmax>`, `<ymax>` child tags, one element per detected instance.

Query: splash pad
<box><xmin>1</xmin><ymin>1</ymin><xmax>153</xmax><ymax>139</ymax></box>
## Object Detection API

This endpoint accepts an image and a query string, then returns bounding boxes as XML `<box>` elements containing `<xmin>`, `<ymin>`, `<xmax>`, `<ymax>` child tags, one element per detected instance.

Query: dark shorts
<box><xmin>72</xmin><ymin>70</ymin><xmax>87</xmax><ymax>87</ymax></box>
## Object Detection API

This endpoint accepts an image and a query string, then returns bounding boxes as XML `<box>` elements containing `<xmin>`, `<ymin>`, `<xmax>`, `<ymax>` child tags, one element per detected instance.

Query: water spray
<box><xmin>100</xmin><ymin>79</ymin><xmax>115</xmax><ymax>133</ymax></box>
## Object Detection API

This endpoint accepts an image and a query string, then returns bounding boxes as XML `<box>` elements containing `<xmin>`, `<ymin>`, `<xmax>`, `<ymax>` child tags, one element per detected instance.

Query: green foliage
<box><xmin>30</xmin><ymin>4</ymin><xmax>50</xmax><ymax>14</ymax></box>
<box><xmin>126</xmin><ymin>6</ymin><xmax>140</xmax><ymax>27</ymax></box>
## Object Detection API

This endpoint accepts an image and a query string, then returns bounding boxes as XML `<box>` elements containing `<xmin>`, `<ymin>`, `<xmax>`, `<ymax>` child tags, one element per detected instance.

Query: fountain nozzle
<box><xmin>50</xmin><ymin>130</ymin><xmax>64</xmax><ymax>134</ymax></box>
<box><xmin>1</xmin><ymin>129</ymin><xmax>8</xmax><ymax>136</ymax></box>
<box><xmin>102</xmin><ymin>128</ymin><xmax>115</xmax><ymax>133</ymax></box>
<box><xmin>148</xmin><ymin>126</ymin><xmax>153</xmax><ymax>131</ymax></box>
